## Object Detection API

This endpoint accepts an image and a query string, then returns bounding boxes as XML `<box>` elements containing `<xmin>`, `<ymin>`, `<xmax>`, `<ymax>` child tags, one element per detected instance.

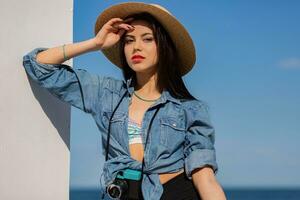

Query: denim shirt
<box><xmin>23</xmin><ymin>48</ymin><xmax>218</xmax><ymax>200</ymax></box>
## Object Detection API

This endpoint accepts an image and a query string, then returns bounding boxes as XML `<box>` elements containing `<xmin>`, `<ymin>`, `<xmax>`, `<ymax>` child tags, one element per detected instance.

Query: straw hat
<box><xmin>94</xmin><ymin>2</ymin><xmax>196</xmax><ymax>76</ymax></box>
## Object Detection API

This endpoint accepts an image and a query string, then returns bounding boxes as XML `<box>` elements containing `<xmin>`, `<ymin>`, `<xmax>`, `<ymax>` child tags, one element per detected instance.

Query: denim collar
<box><xmin>123</xmin><ymin>76</ymin><xmax>181</xmax><ymax>106</ymax></box>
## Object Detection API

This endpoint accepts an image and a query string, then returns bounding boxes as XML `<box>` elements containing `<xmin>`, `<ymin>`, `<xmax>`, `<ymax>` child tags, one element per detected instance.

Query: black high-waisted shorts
<box><xmin>125</xmin><ymin>172</ymin><xmax>201</xmax><ymax>200</ymax></box>
<box><xmin>160</xmin><ymin>172</ymin><xmax>201</xmax><ymax>200</ymax></box>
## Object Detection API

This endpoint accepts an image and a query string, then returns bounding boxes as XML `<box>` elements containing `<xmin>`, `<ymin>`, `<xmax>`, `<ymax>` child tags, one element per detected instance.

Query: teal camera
<box><xmin>116</xmin><ymin>169</ymin><xmax>142</xmax><ymax>181</ymax></box>
<box><xmin>106</xmin><ymin>169</ymin><xmax>142</xmax><ymax>199</ymax></box>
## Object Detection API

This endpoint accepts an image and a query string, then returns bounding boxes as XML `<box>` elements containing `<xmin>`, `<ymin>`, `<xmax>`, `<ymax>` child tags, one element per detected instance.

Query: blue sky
<box><xmin>70</xmin><ymin>0</ymin><xmax>300</xmax><ymax>189</ymax></box>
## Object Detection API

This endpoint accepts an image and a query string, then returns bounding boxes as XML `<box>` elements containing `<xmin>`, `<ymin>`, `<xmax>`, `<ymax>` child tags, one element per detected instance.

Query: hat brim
<box><xmin>94</xmin><ymin>2</ymin><xmax>196</xmax><ymax>76</ymax></box>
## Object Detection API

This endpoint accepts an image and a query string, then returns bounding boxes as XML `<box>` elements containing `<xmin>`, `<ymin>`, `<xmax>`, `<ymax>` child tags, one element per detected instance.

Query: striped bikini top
<box><xmin>128</xmin><ymin>118</ymin><xmax>143</xmax><ymax>145</ymax></box>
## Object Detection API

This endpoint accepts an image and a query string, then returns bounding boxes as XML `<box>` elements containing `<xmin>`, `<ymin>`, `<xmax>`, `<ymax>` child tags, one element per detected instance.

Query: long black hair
<box><xmin>119</xmin><ymin>12</ymin><xmax>196</xmax><ymax>101</ymax></box>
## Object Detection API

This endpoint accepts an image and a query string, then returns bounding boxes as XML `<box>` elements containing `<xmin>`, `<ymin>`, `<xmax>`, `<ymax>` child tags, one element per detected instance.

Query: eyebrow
<box><xmin>125</xmin><ymin>33</ymin><xmax>153</xmax><ymax>38</ymax></box>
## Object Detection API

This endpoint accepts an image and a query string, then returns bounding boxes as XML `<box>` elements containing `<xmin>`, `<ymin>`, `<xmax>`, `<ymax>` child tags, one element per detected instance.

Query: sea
<box><xmin>70</xmin><ymin>188</ymin><xmax>300</xmax><ymax>200</ymax></box>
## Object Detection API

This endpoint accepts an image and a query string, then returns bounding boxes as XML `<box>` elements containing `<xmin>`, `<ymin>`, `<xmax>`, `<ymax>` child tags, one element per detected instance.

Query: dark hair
<box><xmin>119</xmin><ymin>12</ymin><xmax>196</xmax><ymax>101</ymax></box>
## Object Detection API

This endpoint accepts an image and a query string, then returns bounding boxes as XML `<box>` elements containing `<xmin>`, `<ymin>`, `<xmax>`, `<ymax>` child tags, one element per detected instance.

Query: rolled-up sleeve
<box><xmin>184</xmin><ymin>101</ymin><xmax>218</xmax><ymax>179</ymax></box>
<box><xmin>22</xmin><ymin>47</ymin><xmax>106</xmax><ymax>114</ymax></box>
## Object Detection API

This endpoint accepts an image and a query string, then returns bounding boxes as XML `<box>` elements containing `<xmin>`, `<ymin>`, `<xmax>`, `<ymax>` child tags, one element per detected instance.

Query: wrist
<box><xmin>91</xmin><ymin>37</ymin><xmax>103</xmax><ymax>51</ymax></box>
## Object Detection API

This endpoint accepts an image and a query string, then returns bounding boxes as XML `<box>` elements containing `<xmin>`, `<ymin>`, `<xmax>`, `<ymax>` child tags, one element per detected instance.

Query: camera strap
<box><xmin>105</xmin><ymin>89</ymin><xmax>161</xmax><ymax>176</ymax></box>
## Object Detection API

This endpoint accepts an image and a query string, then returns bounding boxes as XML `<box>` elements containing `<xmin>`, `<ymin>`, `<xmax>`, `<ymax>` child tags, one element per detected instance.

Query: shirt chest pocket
<box><xmin>102</xmin><ymin>111</ymin><xmax>126</xmax><ymax>140</ymax></box>
<box><xmin>159</xmin><ymin>117</ymin><xmax>185</xmax><ymax>148</ymax></box>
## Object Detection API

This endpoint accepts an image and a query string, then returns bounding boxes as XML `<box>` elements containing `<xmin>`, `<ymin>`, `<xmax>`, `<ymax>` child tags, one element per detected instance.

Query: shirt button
<box><xmin>172</xmin><ymin>123</ymin><xmax>176</xmax><ymax>127</ymax></box>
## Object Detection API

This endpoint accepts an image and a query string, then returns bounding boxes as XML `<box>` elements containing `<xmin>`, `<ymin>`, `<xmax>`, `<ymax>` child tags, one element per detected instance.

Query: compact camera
<box><xmin>106</xmin><ymin>169</ymin><xmax>142</xmax><ymax>200</ymax></box>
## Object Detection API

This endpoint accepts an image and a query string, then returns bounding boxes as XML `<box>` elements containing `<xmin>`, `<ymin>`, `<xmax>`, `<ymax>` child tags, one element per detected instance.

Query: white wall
<box><xmin>0</xmin><ymin>0</ymin><xmax>73</xmax><ymax>199</ymax></box>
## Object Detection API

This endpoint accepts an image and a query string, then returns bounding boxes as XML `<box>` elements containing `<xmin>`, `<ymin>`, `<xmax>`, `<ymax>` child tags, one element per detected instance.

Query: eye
<box><xmin>144</xmin><ymin>38</ymin><xmax>154</xmax><ymax>42</ymax></box>
<box><xmin>125</xmin><ymin>38</ymin><xmax>134</xmax><ymax>44</ymax></box>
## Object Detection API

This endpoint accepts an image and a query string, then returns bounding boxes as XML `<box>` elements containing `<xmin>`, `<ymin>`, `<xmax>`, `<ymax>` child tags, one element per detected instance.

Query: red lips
<box><xmin>131</xmin><ymin>55</ymin><xmax>145</xmax><ymax>60</ymax></box>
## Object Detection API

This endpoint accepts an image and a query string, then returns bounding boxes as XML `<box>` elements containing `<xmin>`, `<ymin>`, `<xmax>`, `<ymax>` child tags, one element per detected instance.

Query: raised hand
<box><xmin>94</xmin><ymin>17</ymin><xmax>134</xmax><ymax>50</ymax></box>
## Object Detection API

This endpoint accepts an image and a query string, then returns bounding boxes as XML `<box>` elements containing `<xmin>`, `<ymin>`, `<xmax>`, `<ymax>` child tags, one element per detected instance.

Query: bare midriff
<box><xmin>129</xmin><ymin>143</ymin><xmax>184</xmax><ymax>185</ymax></box>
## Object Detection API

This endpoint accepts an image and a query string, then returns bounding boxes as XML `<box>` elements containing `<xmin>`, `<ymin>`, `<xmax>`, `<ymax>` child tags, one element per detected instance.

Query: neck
<box><xmin>134</xmin><ymin>71</ymin><xmax>162</xmax><ymax>98</ymax></box>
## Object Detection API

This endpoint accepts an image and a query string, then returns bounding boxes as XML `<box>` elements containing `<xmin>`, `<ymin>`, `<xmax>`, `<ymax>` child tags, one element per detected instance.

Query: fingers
<box><xmin>107</xmin><ymin>17</ymin><xmax>134</xmax><ymax>26</ymax></box>
<box><xmin>106</xmin><ymin>18</ymin><xmax>123</xmax><ymax>26</ymax></box>
<box><xmin>107</xmin><ymin>26</ymin><xmax>118</xmax><ymax>33</ymax></box>
<box><xmin>104</xmin><ymin>17</ymin><xmax>135</xmax><ymax>35</ymax></box>
<box><xmin>111</xmin><ymin>24</ymin><xmax>134</xmax><ymax>34</ymax></box>
<box><xmin>108</xmin><ymin>17</ymin><xmax>134</xmax><ymax>27</ymax></box>
<box><xmin>117</xmin><ymin>29</ymin><xmax>126</xmax><ymax>37</ymax></box>
<box><xmin>117</xmin><ymin>23</ymin><xmax>134</xmax><ymax>31</ymax></box>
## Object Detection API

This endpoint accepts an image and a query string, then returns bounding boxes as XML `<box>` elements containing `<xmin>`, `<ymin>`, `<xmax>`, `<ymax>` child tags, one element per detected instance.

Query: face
<box><xmin>123</xmin><ymin>20</ymin><xmax>158</xmax><ymax>75</ymax></box>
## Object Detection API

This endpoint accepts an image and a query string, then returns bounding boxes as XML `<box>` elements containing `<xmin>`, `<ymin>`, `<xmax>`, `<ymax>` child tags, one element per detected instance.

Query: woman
<box><xmin>23</xmin><ymin>2</ymin><xmax>226</xmax><ymax>200</ymax></box>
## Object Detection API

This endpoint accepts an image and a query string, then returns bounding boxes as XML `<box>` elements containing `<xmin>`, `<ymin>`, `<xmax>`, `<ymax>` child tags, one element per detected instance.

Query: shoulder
<box><xmin>71</xmin><ymin>69</ymin><xmax>125</xmax><ymax>91</ymax></box>
<box><xmin>88</xmin><ymin>75</ymin><xmax>125</xmax><ymax>94</ymax></box>
<box><xmin>180</xmin><ymin>98</ymin><xmax>212</xmax><ymax>127</ymax></box>
<box><xmin>180</xmin><ymin>98</ymin><xmax>210</xmax><ymax>112</ymax></box>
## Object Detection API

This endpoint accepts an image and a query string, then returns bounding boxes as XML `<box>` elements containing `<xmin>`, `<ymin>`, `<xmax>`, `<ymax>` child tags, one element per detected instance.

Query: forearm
<box><xmin>194</xmin><ymin>178</ymin><xmax>226</xmax><ymax>200</ymax></box>
<box><xmin>192</xmin><ymin>167</ymin><xmax>227</xmax><ymax>200</ymax></box>
<box><xmin>36</xmin><ymin>38</ymin><xmax>100</xmax><ymax>64</ymax></box>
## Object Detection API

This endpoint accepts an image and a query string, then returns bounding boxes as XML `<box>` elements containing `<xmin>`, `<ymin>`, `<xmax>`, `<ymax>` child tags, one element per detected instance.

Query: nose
<box><xmin>133</xmin><ymin>38</ymin><xmax>142</xmax><ymax>51</ymax></box>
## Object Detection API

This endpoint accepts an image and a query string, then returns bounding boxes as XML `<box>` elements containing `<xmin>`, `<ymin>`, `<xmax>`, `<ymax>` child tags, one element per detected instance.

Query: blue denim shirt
<box><xmin>23</xmin><ymin>48</ymin><xmax>218</xmax><ymax>200</ymax></box>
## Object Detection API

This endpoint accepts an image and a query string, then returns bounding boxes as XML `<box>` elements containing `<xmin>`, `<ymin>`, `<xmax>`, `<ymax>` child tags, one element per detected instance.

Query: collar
<box><xmin>123</xmin><ymin>76</ymin><xmax>182</xmax><ymax>105</ymax></box>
